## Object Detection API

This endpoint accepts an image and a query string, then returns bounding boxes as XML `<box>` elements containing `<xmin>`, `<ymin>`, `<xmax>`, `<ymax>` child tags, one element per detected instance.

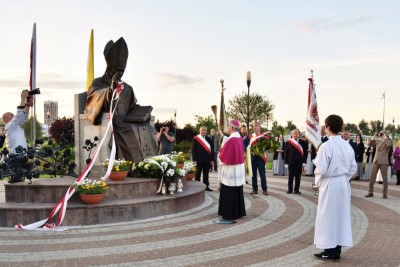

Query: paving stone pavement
<box><xmin>0</xmin><ymin>172</ymin><xmax>399</xmax><ymax>267</ymax></box>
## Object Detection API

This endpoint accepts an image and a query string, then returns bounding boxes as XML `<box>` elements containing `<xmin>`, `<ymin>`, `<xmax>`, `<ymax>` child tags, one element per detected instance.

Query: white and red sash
<box><xmin>194</xmin><ymin>134</ymin><xmax>211</xmax><ymax>155</ymax></box>
<box><xmin>249</xmin><ymin>132</ymin><xmax>268</xmax><ymax>146</ymax></box>
<box><xmin>288</xmin><ymin>138</ymin><xmax>303</xmax><ymax>158</ymax></box>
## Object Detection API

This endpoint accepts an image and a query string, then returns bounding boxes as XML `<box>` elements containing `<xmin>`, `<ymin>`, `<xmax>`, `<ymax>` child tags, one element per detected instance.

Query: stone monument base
<box><xmin>0</xmin><ymin>177</ymin><xmax>205</xmax><ymax>227</ymax></box>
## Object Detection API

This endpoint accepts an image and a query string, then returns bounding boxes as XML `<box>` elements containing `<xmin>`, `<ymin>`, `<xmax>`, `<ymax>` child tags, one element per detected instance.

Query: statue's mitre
<box><xmin>104</xmin><ymin>37</ymin><xmax>129</xmax><ymax>69</ymax></box>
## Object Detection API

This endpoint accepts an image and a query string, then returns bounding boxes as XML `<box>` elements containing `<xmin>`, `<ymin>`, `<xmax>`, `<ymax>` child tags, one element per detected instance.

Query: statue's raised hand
<box><xmin>111</xmin><ymin>72</ymin><xmax>123</xmax><ymax>90</ymax></box>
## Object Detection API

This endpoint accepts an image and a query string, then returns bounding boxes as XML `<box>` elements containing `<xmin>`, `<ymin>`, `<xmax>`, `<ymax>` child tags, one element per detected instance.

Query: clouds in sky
<box><xmin>157</xmin><ymin>73</ymin><xmax>204</xmax><ymax>87</ymax></box>
<box><xmin>296</xmin><ymin>16</ymin><xmax>373</xmax><ymax>34</ymax></box>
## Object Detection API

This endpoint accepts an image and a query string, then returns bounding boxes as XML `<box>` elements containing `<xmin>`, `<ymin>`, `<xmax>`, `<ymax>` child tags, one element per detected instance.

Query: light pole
<box><xmin>174</xmin><ymin>110</ymin><xmax>177</xmax><ymax>145</ymax></box>
<box><xmin>393</xmin><ymin>117</ymin><xmax>395</xmax><ymax>140</ymax></box>
<box><xmin>382</xmin><ymin>92</ymin><xmax>385</xmax><ymax>131</ymax></box>
<box><xmin>47</xmin><ymin>111</ymin><xmax>50</xmax><ymax>138</ymax></box>
<box><xmin>246</xmin><ymin>71</ymin><xmax>251</xmax><ymax>129</ymax></box>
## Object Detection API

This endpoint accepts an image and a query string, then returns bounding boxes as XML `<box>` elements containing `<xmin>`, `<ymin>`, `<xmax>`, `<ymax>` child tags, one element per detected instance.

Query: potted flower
<box><xmin>131</xmin><ymin>154</ymin><xmax>185</xmax><ymax>194</ymax></box>
<box><xmin>183</xmin><ymin>162</ymin><xmax>197</xmax><ymax>181</ymax></box>
<box><xmin>74</xmin><ymin>179</ymin><xmax>109</xmax><ymax>205</ymax></box>
<box><xmin>172</xmin><ymin>152</ymin><xmax>186</xmax><ymax>169</ymax></box>
<box><xmin>101</xmin><ymin>159</ymin><xmax>132</xmax><ymax>180</ymax></box>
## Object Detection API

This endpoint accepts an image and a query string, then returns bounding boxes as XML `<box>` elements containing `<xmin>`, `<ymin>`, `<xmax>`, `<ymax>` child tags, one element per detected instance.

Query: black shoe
<box><xmin>294</xmin><ymin>191</ymin><xmax>302</xmax><ymax>194</ymax></box>
<box><xmin>314</xmin><ymin>252</ymin><xmax>340</xmax><ymax>261</ymax></box>
<box><xmin>250</xmin><ymin>190</ymin><xmax>258</xmax><ymax>195</ymax></box>
<box><xmin>378</xmin><ymin>181</ymin><xmax>383</xmax><ymax>184</ymax></box>
<box><xmin>246</xmin><ymin>181</ymin><xmax>249</xmax><ymax>184</ymax></box>
<box><xmin>205</xmin><ymin>187</ymin><xmax>213</xmax><ymax>192</ymax></box>
<box><xmin>287</xmin><ymin>190</ymin><xmax>293</xmax><ymax>194</ymax></box>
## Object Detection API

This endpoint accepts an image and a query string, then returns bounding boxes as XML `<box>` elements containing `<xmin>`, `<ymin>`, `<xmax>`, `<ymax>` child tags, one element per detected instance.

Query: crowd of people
<box><xmin>3</xmin><ymin>86</ymin><xmax>399</xmax><ymax>263</ymax></box>
<box><xmin>152</xmin><ymin>115</ymin><xmax>398</xmax><ymax>262</ymax></box>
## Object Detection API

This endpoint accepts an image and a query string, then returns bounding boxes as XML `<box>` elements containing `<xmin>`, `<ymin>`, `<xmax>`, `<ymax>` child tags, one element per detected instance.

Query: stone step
<box><xmin>4</xmin><ymin>176</ymin><xmax>187</xmax><ymax>203</ymax></box>
<box><xmin>0</xmin><ymin>181</ymin><xmax>205</xmax><ymax>227</ymax></box>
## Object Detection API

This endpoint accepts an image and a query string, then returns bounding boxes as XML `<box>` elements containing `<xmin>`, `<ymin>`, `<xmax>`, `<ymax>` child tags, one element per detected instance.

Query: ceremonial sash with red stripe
<box><xmin>288</xmin><ymin>139</ymin><xmax>303</xmax><ymax>158</ymax></box>
<box><xmin>194</xmin><ymin>135</ymin><xmax>211</xmax><ymax>155</ymax></box>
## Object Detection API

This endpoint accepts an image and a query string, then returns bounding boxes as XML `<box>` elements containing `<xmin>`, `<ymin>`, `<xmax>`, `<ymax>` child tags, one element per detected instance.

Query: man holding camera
<box><xmin>156</xmin><ymin>126</ymin><xmax>175</xmax><ymax>155</ymax></box>
<box><xmin>2</xmin><ymin>90</ymin><xmax>31</xmax><ymax>154</ymax></box>
<box><xmin>365</xmin><ymin>130</ymin><xmax>392</xmax><ymax>198</ymax></box>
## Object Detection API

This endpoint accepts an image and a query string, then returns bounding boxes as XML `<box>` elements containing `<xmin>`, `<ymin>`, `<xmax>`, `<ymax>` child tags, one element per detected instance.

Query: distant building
<box><xmin>44</xmin><ymin>101</ymin><xmax>58</xmax><ymax>126</ymax></box>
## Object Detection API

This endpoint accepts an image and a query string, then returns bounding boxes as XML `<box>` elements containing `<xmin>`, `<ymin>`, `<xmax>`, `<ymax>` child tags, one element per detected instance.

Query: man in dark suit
<box><xmin>192</xmin><ymin>126</ymin><xmax>214</xmax><ymax>191</ymax></box>
<box><xmin>321</xmin><ymin>126</ymin><xmax>329</xmax><ymax>143</ymax></box>
<box><xmin>285</xmin><ymin>129</ymin><xmax>308</xmax><ymax>194</ymax></box>
<box><xmin>342</xmin><ymin>130</ymin><xmax>357</xmax><ymax>159</ymax></box>
<box><xmin>209</xmin><ymin>128</ymin><xmax>219</xmax><ymax>172</ymax></box>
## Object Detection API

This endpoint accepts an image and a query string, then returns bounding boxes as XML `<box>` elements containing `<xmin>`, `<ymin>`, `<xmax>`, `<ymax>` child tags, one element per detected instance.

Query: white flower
<box><xmin>161</xmin><ymin>162</ymin><xmax>168</xmax><ymax>171</ymax></box>
<box><xmin>171</xmin><ymin>161</ymin><xmax>176</xmax><ymax>167</ymax></box>
<box><xmin>179</xmin><ymin>169</ymin><xmax>186</xmax><ymax>176</ymax></box>
<box><xmin>145</xmin><ymin>164</ymin><xmax>150</xmax><ymax>170</ymax></box>
<box><xmin>166</xmin><ymin>169</ymin><xmax>175</xmax><ymax>177</ymax></box>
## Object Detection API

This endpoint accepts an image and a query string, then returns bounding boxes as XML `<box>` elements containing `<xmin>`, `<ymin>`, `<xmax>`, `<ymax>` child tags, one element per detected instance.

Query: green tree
<box><xmin>358</xmin><ymin>119</ymin><xmax>370</xmax><ymax>135</ymax></box>
<box><xmin>22</xmin><ymin>116</ymin><xmax>43</xmax><ymax>143</ymax></box>
<box><xmin>226</xmin><ymin>92</ymin><xmax>274</xmax><ymax>128</ymax></box>
<box><xmin>271</xmin><ymin>120</ymin><xmax>285</xmax><ymax>136</ymax></box>
<box><xmin>285</xmin><ymin>120</ymin><xmax>297</xmax><ymax>134</ymax></box>
<box><xmin>194</xmin><ymin>114</ymin><xmax>216</xmax><ymax>133</ymax></box>
<box><xmin>343</xmin><ymin>123</ymin><xmax>358</xmax><ymax>133</ymax></box>
<box><xmin>370</xmin><ymin>120</ymin><xmax>383</xmax><ymax>134</ymax></box>
<box><xmin>385</xmin><ymin>123</ymin><xmax>396</xmax><ymax>136</ymax></box>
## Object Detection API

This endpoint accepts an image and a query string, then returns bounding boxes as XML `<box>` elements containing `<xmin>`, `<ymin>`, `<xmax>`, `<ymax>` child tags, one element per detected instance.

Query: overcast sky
<box><xmin>0</xmin><ymin>0</ymin><xmax>399</xmax><ymax>130</ymax></box>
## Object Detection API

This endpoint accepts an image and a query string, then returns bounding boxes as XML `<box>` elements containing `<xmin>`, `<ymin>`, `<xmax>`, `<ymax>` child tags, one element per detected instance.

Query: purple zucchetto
<box><xmin>230</xmin><ymin>119</ymin><xmax>240</xmax><ymax>127</ymax></box>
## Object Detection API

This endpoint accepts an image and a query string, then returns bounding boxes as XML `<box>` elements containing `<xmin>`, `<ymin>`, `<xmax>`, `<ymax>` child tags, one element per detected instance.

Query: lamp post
<box><xmin>393</xmin><ymin>117</ymin><xmax>395</xmax><ymax>140</ymax></box>
<box><xmin>246</xmin><ymin>71</ymin><xmax>251</xmax><ymax>129</ymax></box>
<box><xmin>174</xmin><ymin>110</ymin><xmax>177</xmax><ymax>145</ymax></box>
<box><xmin>47</xmin><ymin>111</ymin><xmax>50</xmax><ymax>138</ymax></box>
<box><xmin>382</xmin><ymin>92</ymin><xmax>385</xmax><ymax>131</ymax></box>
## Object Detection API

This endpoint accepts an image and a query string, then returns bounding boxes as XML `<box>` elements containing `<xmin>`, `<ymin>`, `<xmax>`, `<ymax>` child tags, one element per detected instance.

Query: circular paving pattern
<box><xmin>0</xmin><ymin>173</ymin><xmax>399</xmax><ymax>266</ymax></box>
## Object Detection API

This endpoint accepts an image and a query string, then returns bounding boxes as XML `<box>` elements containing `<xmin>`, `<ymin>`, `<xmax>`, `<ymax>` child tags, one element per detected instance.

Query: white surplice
<box><xmin>313</xmin><ymin>135</ymin><xmax>357</xmax><ymax>249</ymax></box>
<box><xmin>218</xmin><ymin>132</ymin><xmax>246</xmax><ymax>187</ymax></box>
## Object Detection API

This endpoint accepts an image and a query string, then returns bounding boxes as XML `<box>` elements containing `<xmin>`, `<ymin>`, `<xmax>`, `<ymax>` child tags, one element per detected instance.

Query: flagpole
<box><xmin>220</xmin><ymin>79</ymin><xmax>224</xmax><ymax>132</ymax></box>
<box><xmin>30</xmin><ymin>23</ymin><xmax>37</xmax><ymax>144</ymax></box>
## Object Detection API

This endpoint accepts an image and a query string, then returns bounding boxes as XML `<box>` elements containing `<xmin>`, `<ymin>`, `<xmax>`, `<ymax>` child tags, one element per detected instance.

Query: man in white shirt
<box><xmin>2</xmin><ymin>90</ymin><xmax>30</xmax><ymax>154</ymax></box>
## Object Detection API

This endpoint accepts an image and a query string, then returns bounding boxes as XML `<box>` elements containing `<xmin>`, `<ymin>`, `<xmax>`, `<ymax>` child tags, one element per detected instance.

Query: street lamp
<box><xmin>393</xmin><ymin>117</ymin><xmax>395</xmax><ymax>140</ymax></box>
<box><xmin>382</xmin><ymin>92</ymin><xmax>385</xmax><ymax>131</ymax></box>
<box><xmin>174</xmin><ymin>110</ymin><xmax>177</xmax><ymax>145</ymax></box>
<box><xmin>46</xmin><ymin>111</ymin><xmax>50</xmax><ymax>138</ymax></box>
<box><xmin>246</xmin><ymin>71</ymin><xmax>251</xmax><ymax>129</ymax></box>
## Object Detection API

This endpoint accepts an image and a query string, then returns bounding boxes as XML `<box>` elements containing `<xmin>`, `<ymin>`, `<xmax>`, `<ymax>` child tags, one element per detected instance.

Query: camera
<box><xmin>379</xmin><ymin>131</ymin><xmax>384</xmax><ymax>137</ymax></box>
<box><xmin>28</xmin><ymin>88</ymin><xmax>41</xmax><ymax>95</ymax></box>
<box><xmin>162</xmin><ymin>126</ymin><xmax>167</xmax><ymax>132</ymax></box>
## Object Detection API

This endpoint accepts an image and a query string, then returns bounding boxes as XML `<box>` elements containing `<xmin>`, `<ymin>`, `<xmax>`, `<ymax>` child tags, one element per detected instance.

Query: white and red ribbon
<box><xmin>194</xmin><ymin>135</ymin><xmax>211</xmax><ymax>155</ymax></box>
<box><xmin>15</xmin><ymin>82</ymin><xmax>124</xmax><ymax>230</ymax></box>
<box><xmin>288</xmin><ymin>138</ymin><xmax>304</xmax><ymax>158</ymax></box>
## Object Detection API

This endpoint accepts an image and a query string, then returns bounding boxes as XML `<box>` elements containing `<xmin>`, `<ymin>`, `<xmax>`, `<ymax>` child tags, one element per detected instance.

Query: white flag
<box><xmin>305</xmin><ymin>77</ymin><xmax>321</xmax><ymax>149</ymax></box>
